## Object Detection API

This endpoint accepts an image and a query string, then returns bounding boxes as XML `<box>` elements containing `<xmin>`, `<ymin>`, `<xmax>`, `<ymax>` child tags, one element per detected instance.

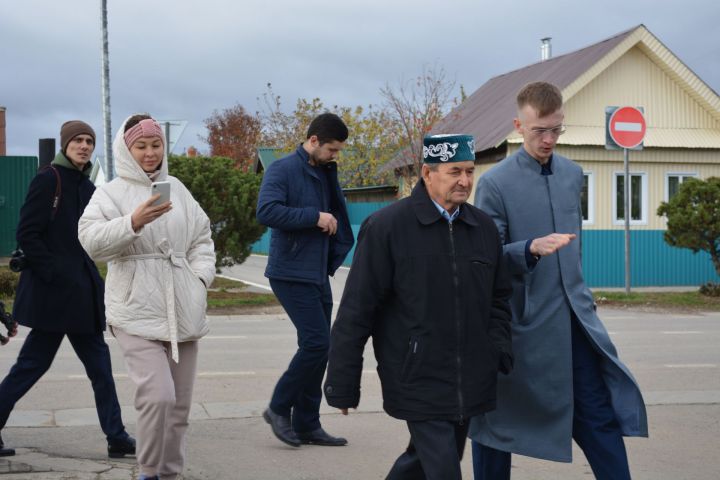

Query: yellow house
<box><xmin>435</xmin><ymin>24</ymin><xmax>720</xmax><ymax>287</ymax></box>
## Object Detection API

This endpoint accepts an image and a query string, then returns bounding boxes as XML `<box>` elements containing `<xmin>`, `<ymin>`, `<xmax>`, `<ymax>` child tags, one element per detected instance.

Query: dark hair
<box><xmin>516</xmin><ymin>82</ymin><xmax>563</xmax><ymax>117</ymax></box>
<box><xmin>124</xmin><ymin>113</ymin><xmax>153</xmax><ymax>132</ymax></box>
<box><xmin>306</xmin><ymin>113</ymin><xmax>348</xmax><ymax>144</ymax></box>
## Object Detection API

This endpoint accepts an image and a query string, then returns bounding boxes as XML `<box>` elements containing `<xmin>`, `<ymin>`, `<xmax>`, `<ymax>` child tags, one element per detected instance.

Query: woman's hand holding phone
<box><xmin>131</xmin><ymin>194</ymin><xmax>172</xmax><ymax>232</ymax></box>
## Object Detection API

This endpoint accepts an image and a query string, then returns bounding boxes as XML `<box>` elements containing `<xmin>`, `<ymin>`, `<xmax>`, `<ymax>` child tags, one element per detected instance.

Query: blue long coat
<box><xmin>470</xmin><ymin>146</ymin><xmax>648</xmax><ymax>462</ymax></box>
<box><xmin>12</xmin><ymin>155</ymin><xmax>105</xmax><ymax>334</ymax></box>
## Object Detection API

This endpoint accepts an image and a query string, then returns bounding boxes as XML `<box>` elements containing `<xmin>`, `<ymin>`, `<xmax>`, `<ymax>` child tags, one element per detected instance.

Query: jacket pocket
<box><xmin>176</xmin><ymin>260</ymin><xmax>209</xmax><ymax>339</ymax></box>
<box><xmin>399</xmin><ymin>337</ymin><xmax>420</xmax><ymax>383</ymax></box>
<box><xmin>519</xmin><ymin>280</ymin><xmax>533</xmax><ymax>326</ymax></box>
<box><xmin>106</xmin><ymin>262</ymin><xmax>135</xmax><ymax>305</ymax></box>
<box><xmin>284</xmin><ymin>233</ymin><xmax>297</xmax><ymax>253</ymax></box>
<box><xmin>469</xmin><ymin>255</ymin><xmax>495</xmax><ymax>288</ymax></box>
<box><xmin>469</xmin><ymin>256</ymin><xmax>493</xmax><ymax>267</ymax></box>
<box><xmin>122</xmin><ymin>267</ymin><xmax>136</xmax><ymax>303</ymax></box>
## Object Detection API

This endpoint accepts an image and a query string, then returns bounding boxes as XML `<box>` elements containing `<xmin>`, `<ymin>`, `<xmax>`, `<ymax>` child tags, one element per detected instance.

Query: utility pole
<box><xmin>101</xmin><ymin>0</ymin><xmax>113</xmax><ymax>180</ymax></box>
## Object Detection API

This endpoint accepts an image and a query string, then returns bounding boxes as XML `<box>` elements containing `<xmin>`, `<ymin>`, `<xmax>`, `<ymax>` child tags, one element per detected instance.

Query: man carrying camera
<box><xmin>0</xmin><ymin>121</ymin><xmax>135</xmax><ymax>458</ymax></box>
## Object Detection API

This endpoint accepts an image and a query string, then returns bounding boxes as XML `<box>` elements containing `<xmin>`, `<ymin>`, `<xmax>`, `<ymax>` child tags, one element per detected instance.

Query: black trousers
<box><xmin>387</xmin><ymin>419</ymin><xmax>470</xmax><ymax>480</ymax></box>
<box><xmin>0</xmin><ymin>329</ymin><xmax>126</xmax><ymax>441</ymax></box>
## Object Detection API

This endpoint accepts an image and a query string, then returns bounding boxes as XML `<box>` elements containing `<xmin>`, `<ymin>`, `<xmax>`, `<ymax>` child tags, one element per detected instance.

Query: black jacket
<box><xmin>324</xmin><ymin>181</ymin><xmax>512</xmax><ymax>421</ymax></box>
<box><xmin>12</xmin><ymin>155</ymin><xmax>105</xmax><ymax>334</ymax></box>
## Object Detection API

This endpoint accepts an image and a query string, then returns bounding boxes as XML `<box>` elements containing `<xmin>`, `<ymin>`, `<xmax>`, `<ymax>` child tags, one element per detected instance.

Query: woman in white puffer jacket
<box><xmin>79</xmin><ymin>114</ymin><xmax>215</xmax><ymax>480</ymax></box>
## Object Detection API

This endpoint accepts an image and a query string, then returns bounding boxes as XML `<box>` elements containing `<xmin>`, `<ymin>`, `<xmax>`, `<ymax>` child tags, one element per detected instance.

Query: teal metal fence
<box><xmin>581</xmin><ymin>230</ymin><xmax>719</xmax><ymax>287</ymax></box>
<box><xmin>251</xmin><ymin>202</ymin><xmax>392</xmax><ymax>265</ymax></box>
<box><xmin>0</xmin><ymin>157</ymin><xmax>38</xmax><ymax>256</ymax></box>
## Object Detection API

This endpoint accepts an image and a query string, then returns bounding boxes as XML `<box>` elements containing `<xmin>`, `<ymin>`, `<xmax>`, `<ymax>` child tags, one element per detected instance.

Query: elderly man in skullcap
<box><xmin>325</xmin><ymin>134</ymin><xmax>513</xmax><ymax>479</ymax></box>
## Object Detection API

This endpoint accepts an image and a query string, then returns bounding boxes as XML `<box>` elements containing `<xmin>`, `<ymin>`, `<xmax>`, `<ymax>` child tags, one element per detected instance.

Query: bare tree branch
<box><xmin>380</xmin><ymin>64</ymin><xmax>456</xmax><ymax>191</ymax></box>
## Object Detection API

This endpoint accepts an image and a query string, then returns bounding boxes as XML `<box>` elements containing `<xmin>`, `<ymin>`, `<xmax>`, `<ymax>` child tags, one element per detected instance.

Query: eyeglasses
<box><xmin>528</xmin><ymin>125</ymin><xmax>566</xmax><ymax>137</ymax></box>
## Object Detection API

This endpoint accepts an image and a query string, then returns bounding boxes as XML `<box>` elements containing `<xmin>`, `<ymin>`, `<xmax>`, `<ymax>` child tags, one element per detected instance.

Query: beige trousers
<box><xmin>112</xmin><ymin>327</ymin><xmax>198</xmax><ymax>480</ymax></box>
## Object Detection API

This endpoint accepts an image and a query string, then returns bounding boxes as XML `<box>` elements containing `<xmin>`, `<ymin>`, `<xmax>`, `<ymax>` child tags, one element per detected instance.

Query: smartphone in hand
<box><xmin>151</xmin><ymin>181</ymin><xmax>171</xmax><ymax>206</ymax></box>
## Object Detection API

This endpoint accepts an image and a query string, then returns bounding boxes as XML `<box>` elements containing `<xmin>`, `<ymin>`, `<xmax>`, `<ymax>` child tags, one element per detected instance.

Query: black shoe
<box><xmin>296</xmin><ymin>427</ymin><xmax>348</xmax><ymax>446</ymax></box>
<box><xmin>0</xmin><ymin>432</ymin><xmax>15</xmax><ymax>457</ymax></box>
<box><xmin>107</xmin><ymin>434</ymin><xmax>136</xmax><ymax>458</ymax></box>
<box><xmin>263</xmin><ymin>408</ymin><xmax>301</xmax><ymax>447</ymax></box>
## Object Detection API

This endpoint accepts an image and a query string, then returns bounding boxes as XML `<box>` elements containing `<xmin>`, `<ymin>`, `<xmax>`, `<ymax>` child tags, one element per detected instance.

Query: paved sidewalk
<box><xmin>0</xmin><ymin>450</ymin><xmax>134</xmax><ymax>479</ymax></box>
<box><xmin>2</xmin><ymin>400</ymin><xmax>720</xmax><ymax>479</ymax></box>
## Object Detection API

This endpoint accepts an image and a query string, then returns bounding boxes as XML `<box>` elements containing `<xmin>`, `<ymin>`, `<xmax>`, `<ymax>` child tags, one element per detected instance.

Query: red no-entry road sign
<box><xmin>608</xmin><ymin>106</ymin><xmax>646</xmax><ymax>149</ymax></box>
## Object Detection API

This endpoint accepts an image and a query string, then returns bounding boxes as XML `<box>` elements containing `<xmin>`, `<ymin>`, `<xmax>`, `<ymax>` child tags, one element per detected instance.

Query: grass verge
<box><xmin>0</xmin><ymin>264</ymin><xmax>279</xmax><ymax>314</ymax></box>
<box><xmin>593</xmin><ymin>290</ymin><xmax>720</xmax><ymax>312</ymax></box>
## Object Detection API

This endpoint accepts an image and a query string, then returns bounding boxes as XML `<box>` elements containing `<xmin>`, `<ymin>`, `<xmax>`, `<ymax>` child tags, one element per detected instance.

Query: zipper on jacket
<box><xmin>310</xmin><ymin>171</ymin><xmax>330</xmax><ymax>281</ymax></box>
<box><xmin>448</xmin><ymin>221</ymin><xmax>464</xmax><ymax>421</ymax></box>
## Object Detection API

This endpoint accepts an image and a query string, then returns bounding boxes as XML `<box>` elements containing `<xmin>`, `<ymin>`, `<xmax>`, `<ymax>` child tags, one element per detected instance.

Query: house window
<box><xmin>614</xmin><ymin>172</ymin><xmax>648</xmax><ymax>224</ymax></box>
<box><xmin>666</xmin><ymin>173</ymin><xmax>697</xmax><ymax>201</ymax></box>
<box><xmin>581</xmin><ymin>172</ymin><xmax>594</xmax><ymax>225</ymax></box>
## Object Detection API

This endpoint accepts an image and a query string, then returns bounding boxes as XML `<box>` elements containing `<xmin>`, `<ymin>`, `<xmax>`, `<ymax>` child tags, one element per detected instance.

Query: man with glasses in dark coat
<box><xmin>470</xmin><ymin>82</ymin><xmax>647</xmax><ymax>480</ymax></box>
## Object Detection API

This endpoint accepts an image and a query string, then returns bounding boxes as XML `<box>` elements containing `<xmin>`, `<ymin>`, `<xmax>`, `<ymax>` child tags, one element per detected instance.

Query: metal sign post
<box><xmin>623</xmin><ymin>147</ymin><xmax>630</xmax><ymax>294</ymax></box>
<box><xmin>156</xmin><ymin>120</ymin><xmax>189</xmax><ymax>155</ymax></box>
<box><xmin>605</xmin><ymin>106</ymin><xmax>646</xmax><ymax>294</ymax></box>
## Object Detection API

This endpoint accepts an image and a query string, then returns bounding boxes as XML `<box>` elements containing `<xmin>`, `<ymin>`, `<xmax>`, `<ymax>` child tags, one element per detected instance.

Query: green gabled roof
<box><xmin>254</xmin><ymin>147</ymin><xmax>287</xmax><ymax>173</ymax></box>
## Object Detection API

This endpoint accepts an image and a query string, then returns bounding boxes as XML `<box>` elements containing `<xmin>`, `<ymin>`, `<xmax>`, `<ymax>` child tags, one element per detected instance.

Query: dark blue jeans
<box><xmin>472</xmin><ymin>317</ymin><xmax>630</xmax><ymax>480</ymax></box>
<box><xmin>0</xmin><ymin>329</ymin><xmax>126</xmax><ymax>441</ymax></box>
<box><xmin>268</xmin><ymin>278</ymin><xmax>333</xmax><ymax>434</ymax></box>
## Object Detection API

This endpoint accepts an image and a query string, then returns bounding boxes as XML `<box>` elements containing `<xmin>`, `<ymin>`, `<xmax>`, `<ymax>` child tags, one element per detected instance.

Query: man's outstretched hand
<box><xmin>530</xmin><ymin>233</ymin><xmax>577</xmax><ymax>257</ymax></box>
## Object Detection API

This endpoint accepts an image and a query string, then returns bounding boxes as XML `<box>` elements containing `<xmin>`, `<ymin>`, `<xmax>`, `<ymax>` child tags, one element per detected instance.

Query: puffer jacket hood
<box><xmin>114</xmin><ymin>116</ymin><xmax>168</xmax><ymax>184</ymax></box>
<box><xmin>79</xmin><ymin>115</ymin><xmax>216</xmax><ymax>362</ymax></box>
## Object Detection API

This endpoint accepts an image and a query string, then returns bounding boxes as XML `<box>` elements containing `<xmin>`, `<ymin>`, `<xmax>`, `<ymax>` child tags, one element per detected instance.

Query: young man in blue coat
<box><xmin>257</xmin><ymin>113</ymin><xmax>354</xmax><ymax>448</ymax></box>
<box><xmin>0</xmin><ymin>121</ymin><xmax>135</xmax><ymax>458</ymax></box>
<box><xmin>470</xmin><ymin>82</ymin><xmax>647</xmax><ymax>479</ymax></box>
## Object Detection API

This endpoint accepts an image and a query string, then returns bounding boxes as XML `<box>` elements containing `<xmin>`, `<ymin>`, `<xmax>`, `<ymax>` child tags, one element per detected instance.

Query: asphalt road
<box><xmin>0</xmin><ymin>255</ymin><xmax>718</xmax><ymax>478</ymax></box>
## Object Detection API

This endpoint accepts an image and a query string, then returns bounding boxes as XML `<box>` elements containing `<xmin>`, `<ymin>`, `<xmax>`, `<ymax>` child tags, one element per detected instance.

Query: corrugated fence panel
<box><xmin>0</xmin><ymin>156</ymin><xmax>38</xmax><ymax>255</ymax></box>
<box><xmin>251</xmin><ymin>201</ymin><xmax>393</xmax><ymax>266</ymax></box>
<box><xmin>582</xmin><ymin>230</ymin><xmax>719</xmax><ymax>287</ymax></box>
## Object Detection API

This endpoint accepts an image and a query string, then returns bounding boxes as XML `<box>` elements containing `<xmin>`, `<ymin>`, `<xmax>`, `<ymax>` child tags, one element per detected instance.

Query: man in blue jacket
<box><xmin>257</xmin><ymin>113</ymin><xmax>354</xmax><ymax>448</ymax></box>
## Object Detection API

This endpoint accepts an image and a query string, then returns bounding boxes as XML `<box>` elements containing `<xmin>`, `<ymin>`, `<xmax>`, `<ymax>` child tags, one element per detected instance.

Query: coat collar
<box><xmin>51</xmin><ymin>151</ymin><xmax>92</xmax><ymax>177</ymax></box>
<box><xmin>296</xmin><ymin>144</ymin><xmax>338</xmax><ymax>178</ymax></box>
<box><xmin>516</xmin><ymin>146</ymin><xmax>555</xmax><ymax>175</ymax></box>
<box><xmin>411</xmin><ymin>179</ymin><xmax>478</xmax><ymax>226</ymax></box>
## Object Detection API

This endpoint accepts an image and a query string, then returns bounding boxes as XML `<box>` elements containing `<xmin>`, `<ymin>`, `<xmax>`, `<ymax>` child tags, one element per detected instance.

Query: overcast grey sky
<box><xmin>1</xmin><ymin>0</ymin><xmax>719</xmax><ymax>158</ymax></box>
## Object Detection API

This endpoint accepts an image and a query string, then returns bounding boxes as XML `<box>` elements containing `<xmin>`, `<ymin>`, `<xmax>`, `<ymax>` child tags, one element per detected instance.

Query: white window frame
<box><xmin>612</xmin><ymin>171</ymin><xmax>648</xmax><ymax>226</ymax></box>
<box><xmin>665</xmin><ymin>172</ymin><xmax>698</xmax><ymax>202</ymax></box>
<box><xmin>582</xmin><ymin>171</ymin><xmax>595</xmax><ymax>226</ymax></box>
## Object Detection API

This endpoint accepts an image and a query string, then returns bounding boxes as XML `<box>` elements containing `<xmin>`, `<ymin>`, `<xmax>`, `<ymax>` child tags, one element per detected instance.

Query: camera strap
<box><xmin>39</xmin><ymin>165</ymin><xmax>62</xmax><ymax>220</ymax></box>
<box><xmin>11</xmin><ymin>166</ymin><xmax>63</xmax><ymax>271</ymax></box>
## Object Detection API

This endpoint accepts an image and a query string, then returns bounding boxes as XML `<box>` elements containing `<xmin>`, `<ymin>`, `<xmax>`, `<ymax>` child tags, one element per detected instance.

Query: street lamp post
<box><xmin>100</xmin><ymin>0</ymin><xmax>113</xmax><ymax>180</ymax></box>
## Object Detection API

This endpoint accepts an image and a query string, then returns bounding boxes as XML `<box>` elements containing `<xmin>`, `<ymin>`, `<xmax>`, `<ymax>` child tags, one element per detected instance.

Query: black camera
<box><xmin>9</xmin><ymin>248</ymin><xmax>27</xmax><ymax>273</ymax></box>
<box><xmin>0</xmin><ymin>301</ymin><xmax>18</xmax><ymax>345</ymax></box>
